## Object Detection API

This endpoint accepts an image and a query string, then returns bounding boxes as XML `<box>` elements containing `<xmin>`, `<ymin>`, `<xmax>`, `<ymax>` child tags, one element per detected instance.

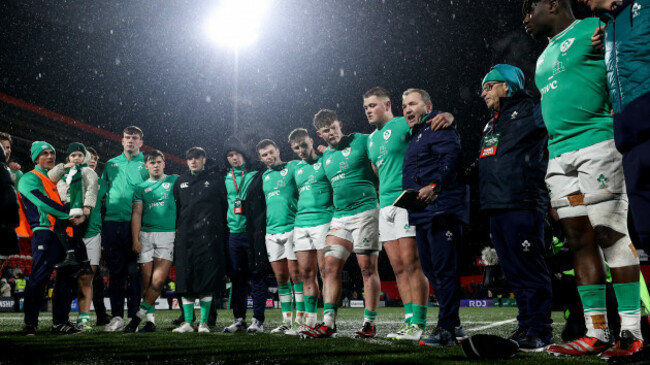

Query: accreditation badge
<box><xmin>234</xmin><ymin>197</ymin><xmax>243</xmax><ymax>215</ymax></box>
<box><xmin>480</xmin><ymin>133</ymin><xmax>499</xmax><ymax>158</ymax></box>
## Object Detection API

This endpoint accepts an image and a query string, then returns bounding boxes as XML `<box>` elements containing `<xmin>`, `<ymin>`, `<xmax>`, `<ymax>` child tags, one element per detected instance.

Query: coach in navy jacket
<box><xmin>401</xmin><ymin>88</ymin><xmax>468</xmax><ymax>345</ymax></box>
<box><xmin>478</xmin><ymin>64</ymin><xmax>552</xmax><ymax>350</ymax></box>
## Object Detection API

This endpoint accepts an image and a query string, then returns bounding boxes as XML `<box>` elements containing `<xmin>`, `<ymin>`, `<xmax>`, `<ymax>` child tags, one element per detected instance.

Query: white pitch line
<box><xmin>466</xmin><ymin>318</ymin><xmax>517</xmax><ymax>332</ymax></box>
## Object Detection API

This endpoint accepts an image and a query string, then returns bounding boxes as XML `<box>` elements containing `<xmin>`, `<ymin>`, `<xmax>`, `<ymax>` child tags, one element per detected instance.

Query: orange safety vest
<box><xmin>15</xmin><ymin>169</ymin><xmax>73</xmax><ymax>237</ymax></box>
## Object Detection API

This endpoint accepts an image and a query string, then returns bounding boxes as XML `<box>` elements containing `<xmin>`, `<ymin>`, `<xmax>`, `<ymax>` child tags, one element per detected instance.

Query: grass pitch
<box><xmin>0</xmin><ymin>307</ymin><xmax>608</xmax><ymax>364</ymax></box>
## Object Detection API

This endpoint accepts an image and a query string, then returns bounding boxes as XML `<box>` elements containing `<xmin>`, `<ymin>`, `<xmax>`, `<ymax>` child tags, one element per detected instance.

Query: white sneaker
<box><xmin>271</xmin><ymin>323</ymin><xmax>291</xmax><ymax>334</ymax></box>
<box><xmin>223</xmin><ymin>318</ymin><xmax>246</xmax><ymax>333</ymax></box>
<box><xmin>247</xmin><ymin>318</ymin><xmax>263</xmax><ymax>333</ymax></box>
<box><xmin>104</xmin><ymin>317</ymin><xmax>124</xmax><ymax>332</ymax></box>
<box><xmin>172</xmin><ymin>322</ymin><xmax>195</xmax><ymax>333</ymax></box>
<box><xmin>387</xmin><ymin>323</ymin><xmax>409</xmax><ymax>339</ymax></box>
<box><xmin>198</xmin><ymin>322</ymin><xmax>210</xmax><ymax>333</ymax></box>
<box><xmin>393</xmin><ymin>324</ymin><xmax>423</xmax><ymax>341</ymax></box>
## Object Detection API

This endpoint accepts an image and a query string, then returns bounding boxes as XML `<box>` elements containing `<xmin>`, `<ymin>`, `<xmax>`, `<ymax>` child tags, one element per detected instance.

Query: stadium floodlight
<box><xmin>205</xmin><ymin>0</ymin><xmax>270</xmax><ymax>48</ymax></box>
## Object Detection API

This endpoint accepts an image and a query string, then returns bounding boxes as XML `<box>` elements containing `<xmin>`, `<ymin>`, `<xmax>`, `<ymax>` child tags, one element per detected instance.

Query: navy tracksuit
<box><xmin>102</xmin><ymin>221</ymin><xmax>142</xmax><ymax>319</ymax></box>
<box><xmin>403</xmin><ymin>112</ymin><xmax>469</xmax><ymax>332</ymax></box>
<box><xmin>24</xmin><ymin>230</ymin><xmax>77</xmax><ymax>327</ymax></box>
<box><xmin>228</xmin><ymin>233</ymin><xmax>268</xmax><ymax>322</ymax></box>
<box><xmin>615</xmin><ymin>93</ymin><xmax>650</xmax><ymax>251</ymax></box>
<box><xmin>478</xmin><ymin>92</ymin><xmax>552</xmax><ymax>339</ymax></box>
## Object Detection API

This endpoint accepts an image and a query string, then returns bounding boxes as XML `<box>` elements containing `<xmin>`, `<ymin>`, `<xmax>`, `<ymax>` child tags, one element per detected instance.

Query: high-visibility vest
<box><xmin>15</xmin><ymin>278</ymin><xmax>26</xmax><ymax>292</ymax></box>
<box><xmin>15</xmin><ymin>169</ymin><xmax>72</xmax><ymax>237</ymax></box>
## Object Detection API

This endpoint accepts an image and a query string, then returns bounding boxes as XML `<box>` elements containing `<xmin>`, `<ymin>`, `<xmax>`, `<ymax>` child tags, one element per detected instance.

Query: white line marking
<box><xmin>466</xmin><ymin>318</ymin><xmax>517</xmax><ymax>332</ymax></box>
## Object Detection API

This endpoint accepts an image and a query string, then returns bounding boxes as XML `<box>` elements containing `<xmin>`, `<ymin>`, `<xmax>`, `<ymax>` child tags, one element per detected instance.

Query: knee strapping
<box><xmin>602</xmin><ymin>237</ymin><xmax>640</xmax><ymax>268</ymax></box>
<box><xmin>323</xmin><ymin>244</ymin><xmax>351</xmax><ymax>261</ymax></box>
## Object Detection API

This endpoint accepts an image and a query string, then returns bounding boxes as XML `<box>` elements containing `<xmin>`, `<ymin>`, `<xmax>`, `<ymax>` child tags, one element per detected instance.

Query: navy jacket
<box><xmin>402</xmin><ymin>112</ymin><xmax>469</xmax><ymax>226</ymax></box>
<box><xmin>477</xmin><ymin>91</ymin><xmax>549</xmax><ymax>214</ymax></box>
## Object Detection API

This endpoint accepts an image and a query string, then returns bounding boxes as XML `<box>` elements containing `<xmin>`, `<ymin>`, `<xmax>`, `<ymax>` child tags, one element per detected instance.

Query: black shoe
<box><xmin>208</xmin><ymin>316</ymin><xmax>217</xmax><ymax>327</ymax></box>
<box><xmin>96</xmin><ymin>314</ymin><xmax>112</xmax><ymax>326</ymax></box>
<box><xmin>171</xmin><ymin>315</ymin><xmax>184</xmax><ymax>326</ymax></box>
<box><xmin>52</xmin><ymin>321</ymin><xmax>82</xmax><ymax>334</ymax></box>
<box><xmin>22</xmin><ymin>324</ymin><xmax>37</xmax><ymax>336</ymax></box>
<box><xmin>54</xmin><ymin>252</ymin><xmax>80</xmax><ymax>269</ymax></box>
<box><xmin>140</xmin><ymin>321</ymin><xmax>156</xmax><ymax>333</ymax></box>
<box><xmin>508</xmin><ymin>327</ymin><xmax>527</xmax><ymax>343</ymax></box>
<box><xmin>518</xmin><ymin>335</ymin><xmax>553</xmax><ymax>352</ymax></box>
<box><xmin>124</xmin><ymin>317</ymin><xmax>141</xmax><ymax>333</ymax></box>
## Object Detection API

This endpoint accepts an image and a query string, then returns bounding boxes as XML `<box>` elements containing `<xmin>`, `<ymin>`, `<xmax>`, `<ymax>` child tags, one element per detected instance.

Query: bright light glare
<box><xmin>205</xmin><ymin>0</ymin><xmax>269</xmax><ymax>48</ymax></box>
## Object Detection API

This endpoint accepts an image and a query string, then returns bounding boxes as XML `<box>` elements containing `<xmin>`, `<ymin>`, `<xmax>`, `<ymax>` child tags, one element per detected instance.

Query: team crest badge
<box><xmin>162</xmin><ymin>182</ymin><xmax>170</xmax><ymax>189</ymax></box>
<box><xmin>383</xmin><ymin>130</ymin><xmax>391</xmax><ymax>140</ymax></box>
<box><xmin>342</xmin><ymin>147</ymin><xmax>351</xmax><ymax>157</ymax></box>
<box><xmin>560</xmin><ymin>38</ymin><xmax>574</xmax><ymax>53</ymax></box>
<box><xmin>280</xmin><ymin>169</ymin><xmax>288</xmax><ymax>177</ymax></box>
<box><xmin>314</xmin><ymin>162</ymin><xmax>321</xmax><ymax>171</ymax></box>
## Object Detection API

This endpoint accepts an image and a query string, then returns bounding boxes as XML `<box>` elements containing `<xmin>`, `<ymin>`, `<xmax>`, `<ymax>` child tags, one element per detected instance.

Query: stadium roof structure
<box><xmin>0</xmin><ymin>92</ymin><xmax>186</xmax><ymax>174</ymax></box>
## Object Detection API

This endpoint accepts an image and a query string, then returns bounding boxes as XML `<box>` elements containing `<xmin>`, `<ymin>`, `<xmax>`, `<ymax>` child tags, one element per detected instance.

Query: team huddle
<box><xmin>2</xmin><ymin>0</ymin><xmax>649</xmax><ymax>360</ymax></box>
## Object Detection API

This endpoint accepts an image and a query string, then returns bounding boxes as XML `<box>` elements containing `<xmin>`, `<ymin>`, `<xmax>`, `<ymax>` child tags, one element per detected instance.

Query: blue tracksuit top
<box><xmin>402</xmin><ymin>112</ymin><xmax>469</xmax><ymax>226</ymax></box>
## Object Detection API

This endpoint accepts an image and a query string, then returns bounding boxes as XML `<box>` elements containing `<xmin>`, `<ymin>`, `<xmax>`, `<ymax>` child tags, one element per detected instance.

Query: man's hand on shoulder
<box><xmin>591</xmin><ymin>25</ymin><xmax>605</xmax><ymax>54</ymax></box>
<box><xmin>427</xmin><ymin>112</ymin><xmax>454</xmax><ymax>131</ymax></box>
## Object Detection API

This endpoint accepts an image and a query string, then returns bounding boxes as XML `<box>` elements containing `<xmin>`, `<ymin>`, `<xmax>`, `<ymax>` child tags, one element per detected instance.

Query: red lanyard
<box><xmin>231</xmin><ymin>168</ymin><xmax>245</xmax><ymax>195</ymax></box>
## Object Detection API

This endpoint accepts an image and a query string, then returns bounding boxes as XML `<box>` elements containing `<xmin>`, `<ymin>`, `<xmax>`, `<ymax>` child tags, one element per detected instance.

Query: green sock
<box><xmin>577</xmin><ymin>284</ymin><xmax>608</xmax><ymax>340</ymax></box>
<box><xmin>278</xmin><ymin>283</ymin><xmax>293</xmax><ymax>322</ymax></box>
<box><xmin>77</xmin><ymin>312</ymin><xmax>90</xmax><ymax>324</ymax></box>
<box><xmin>363</xmin><ymin>309</ymin><xmax>378</xmax><ymax>325</ymax></box>
<box><xmin>411</xmin><ymin>304</ymin><xmax>428</xmax><ymax>328</ymax></box>
<box><xmin>199</xmin><ymin>296</ymin><xmax>212</xmax><ymax>324</ymax></box>
<box><xmin>403</xmin><ymin>302</ymin><xmax>413</xmax><ymax>325</ymax></box>
<box><xmin>182</xmin><ymin>298</ymin><xmax>194</xmax><ymax>324</ymax></box>
<box><xmin>613</xmin><ymin>282</ymin><xmax>641</xmax><ymax>337</ymax></box>
<box><xmin>294</xmin><ymin>282</ymin><xmax>305</xmax><ymax>313</ymax></box>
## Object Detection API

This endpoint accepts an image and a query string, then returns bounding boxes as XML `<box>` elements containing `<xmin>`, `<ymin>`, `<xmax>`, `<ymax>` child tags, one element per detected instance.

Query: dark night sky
<box><xmin>0</xmin><ymin>0</ymin><xmax>592</xmax><ymax>166</ymax></box>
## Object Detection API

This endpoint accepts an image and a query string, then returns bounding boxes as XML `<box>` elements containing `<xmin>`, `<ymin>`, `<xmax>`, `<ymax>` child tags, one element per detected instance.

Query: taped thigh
<box><xmin>323</xmin><ymin>244</ymin><xmax>351</xmax><ymax>261</ymax></box>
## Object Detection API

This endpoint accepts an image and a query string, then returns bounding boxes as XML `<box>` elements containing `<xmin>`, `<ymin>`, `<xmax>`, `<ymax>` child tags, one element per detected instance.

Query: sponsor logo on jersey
<box><xmin>149</xmin><ymin>201</ymin><xmax>165</xmax><ymax>209</ymax></box>
<box><xmin>267</xmin><ymin>191</ymin><xmax>280</xmax><ymax>199</ymax></box>
<box><xmin>180</xmin><ymin>182</ymin><xmax>189</xmax><ymax>189</ymax></box>
<box><xmin>539</xmin><ymin>80</ymin><xmax>558</xmax><ymax>97</ymax></box>
<box><xmin>314</xmin><ymin>162</ymin><xmax>321</xmax><ymax>171</ymax></box>
<box><xmin>280</xmin><ymin>169</ymin><xmax>288</xmax><ymax>177</ymax></box>
<box><xmin>560</xmin><ymin>38</ymin><xmax>574</xmax><ymax>53</ymax></box>
<box><xmin>331</xmin><ymin>173</ymin><xmax>346</xmax><ymax>183</ymax></box>
<box><xmin>342</xmin><ymin>147</ymin><xmax>351</xmax><ymax>157</ymax></box>
<box><xmin>145</xmin><ymin>187</ymin><xmax>152</xmax><ymax>193</ymax></box>
<box><xmin>383</xmin><ymin>130</ymin><xmax>391</xmax><ymax>140</ymax></box>
<box><xmin>299</xmin><ymin>186</ymin><xmax>311</xmax><ymax>193</ymax></box>
<box><xmin>162</xmin><ymin>182</ymin><xmax>171</xmax><ymax>189</ymax></box>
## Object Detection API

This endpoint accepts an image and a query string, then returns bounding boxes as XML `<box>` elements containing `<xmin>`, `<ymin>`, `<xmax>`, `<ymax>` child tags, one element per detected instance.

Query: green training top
<box><xmin>322</xmin><ymin>133</ymin><xmax>378</xmax><ymax>218</ymax></box>
<box><xmin>224</xmin><ymin>164</ymin><xmax>258</xmax><ymax>233</ymax></box>
<box><xmin>84</xmin><ymin>178</ymin><xmax>107</xmax><ymax>238</ymax></box>
<box><xmin>133</xmin><ymin>174</ymin><xmax>178</xmax><ymax>232</ymax></box>
<box><xmin>11</xmin><ymin>168</ymin><xmax>23</xmax><ymax>188</ymax></box>
<box><xmin>262</xmin><ymin>161</ymin><xmax>299</xmax><ymax>234</ymax></box>
<box><xmin>101</xmin><ymin>152</ymin><xmax>148</xmax><ymax>222</ymax></box>
<box><xmin>17</xmin><ymin>165</ymin><xmax>69</xmax><ymax>232</ymax></box>
<box><xmin>293</xmin><ymin>156</ymin><xmax>334</xmax><ymax>228</ymax></box>
<box><xmin>535</xmin><ymin>18</ymin><xmax>614</xmax><ymax>159</ymax></box>
<box><xmin>367</xmin><ymin>116</ymin><xmax>410</xmax><ymax>208</ymax></box>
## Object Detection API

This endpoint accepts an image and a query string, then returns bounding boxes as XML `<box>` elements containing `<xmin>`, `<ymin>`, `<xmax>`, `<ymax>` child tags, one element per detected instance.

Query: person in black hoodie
<box><xmin>0</xmin><ymin>143</ymin><xmax>19</xmax><ymax>265</ymax></box>
<box><xmin>478</xmin><ymin>64</ymin><xmax>552</xmax><ymax>351</ymax></box>
<box><xmin>221</xmin><ymin>136</ymin><xmax>270</xmax><ymax>333</ymax></box>
<box><xmin>171</xmin><ymin>147</ymin><xmax>228</xmax><ymax>333</ymax></box>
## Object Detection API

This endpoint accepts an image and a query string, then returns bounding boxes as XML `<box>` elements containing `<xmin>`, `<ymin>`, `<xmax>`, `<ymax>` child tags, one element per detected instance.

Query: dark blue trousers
<box><xmin>102</xmin><ymin>221</ymin><xmax>141</xmax><ymax>318</ymax></box>
<box><xmin>489</xmin><ymin>210</ymin><xmax>552</xmax><ymax>339</ymax></box>
<box><xmin>622</xmin><ymin>141</ymin><xmax>650</xmax><ymax>251</ymax></box>
<box><xmin>416</xmin><ymin>214</ymin><xmax>462</xmax><ymax>331</ymax></box>
<box><xmin>228</xmin><ymin>233</ymin><xmax>268</xmax><ymax>323</ymax></box>
<box><xmin>24</xmin><ymin>230</ymin><xmax>77</xmax><ymax>327</ymax></box>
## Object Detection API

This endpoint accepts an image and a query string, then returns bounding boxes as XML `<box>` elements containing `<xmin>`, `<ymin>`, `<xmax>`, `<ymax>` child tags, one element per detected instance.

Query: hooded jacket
<box><xmin>173</xmin><ymin>159</ymin><xmax>228</xmax><ymax>295</ymax></box>
<box><xmin>222</xmin><ymin>137</ymin><xmax>270</xmax><ymax>275</ymax></box>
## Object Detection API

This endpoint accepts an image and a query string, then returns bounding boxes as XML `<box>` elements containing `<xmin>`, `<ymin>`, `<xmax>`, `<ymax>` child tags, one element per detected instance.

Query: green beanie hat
<box><xmin>66</xmin><ymin>142</ymin><xmax>87</xmax><ymax>157</ymax></box>
<box><xmin>31</xmin><ymin>141</ymin><xmax>55</xmax><ymax>162</ymax></box>
<box><xmin>482</xmin><ymin>64</ymin><xmax>525</xmax><ymax>97</ymax></box>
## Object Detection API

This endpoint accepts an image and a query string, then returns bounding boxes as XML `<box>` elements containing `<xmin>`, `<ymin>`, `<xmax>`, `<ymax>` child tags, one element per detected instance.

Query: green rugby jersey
<box><xmin>224</xmin><ymin>164</ymin><xmax>258</xmax><ymax>233</ymax></box>
<box><xmin>535</xmin><ymin>17</ymin><xmax>613</xmax><ymax>159</ymax></box>
<box><xmin>262</xmin><ymin>161</ymin><xmax>299</xmax><ymax>234</ymax></box>
<box><xmin>367</xmin><ymin>116</ymin><xmax>410</xmax><ymax>208</ymax></box>
<box><xmin>101</xmin><ymin>152</ymin><xmax>148</xmax><ymax>222</ymax></box>
<box><xmin>133</xmin><ymin>174</ymin><xmax>178</xmax><ymax>232</ymax></box>
<box><xmin>322</xmin><ymin>133</ymin><xmax>378</xmax><ymax>218</ymax></box>
<box><xmin>293</xmin><ymin>156</ymin><xmax>333</xmax><ymax>228</ymax></box>
<box><xmin>84</xmin><ymin>178</ymin><xmax>107</xmax><ymax>238</ymax></box>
